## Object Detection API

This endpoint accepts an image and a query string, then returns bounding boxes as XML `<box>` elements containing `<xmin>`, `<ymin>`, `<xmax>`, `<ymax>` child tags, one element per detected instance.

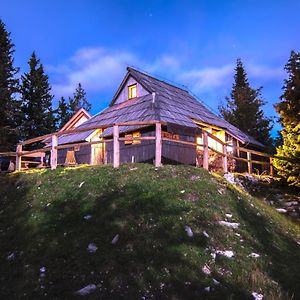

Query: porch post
<box><xmin>113</xmin><ymin>125</ymin><xmax>120</xmax><ymax>168</ymax></box>
<box><xmin>222</xmin><ymin>144</ymin><xmax>228</xmax><ymax>173</ymax></box>
<box><xmin>155</xmin><ymin>122</ymin><xmax>162</xmax><ymax>167</ymax></box>
<box><xmin>269</xmin><ymin>157</ymin><xmax>274</xmax><ymax>177</ymax></box>
<box><xmin>247</xmin><ymin>151</ymin><xmax>252</xmax><ymax>174</ymax></box>
<box><xmin>203</xmin><ymin>131</ymin><xmax>209</xmax><ymax>170</ymax></box>
<box><xmin>15</xmin><ymin>144</ymin><xmax>22</xmax><ymax>171</ymax></box>
<box><xmin>50</xmin><ymin>135</ymin><xmax>58</xmax><ymax>170</ymax></box>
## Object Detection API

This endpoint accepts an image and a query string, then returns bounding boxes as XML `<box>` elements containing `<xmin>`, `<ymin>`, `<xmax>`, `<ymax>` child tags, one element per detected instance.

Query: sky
<box><xmin>2</xmin><ymin>0</ymin><xmax>300</xmax><ymax>135</ymax></box>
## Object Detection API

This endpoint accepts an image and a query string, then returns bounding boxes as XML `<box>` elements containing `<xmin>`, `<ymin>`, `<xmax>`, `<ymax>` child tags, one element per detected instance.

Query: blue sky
<box><xmin>2</xmin><ymin>0</ymin><xmax>300</xmax><ymax>134</ymax></box>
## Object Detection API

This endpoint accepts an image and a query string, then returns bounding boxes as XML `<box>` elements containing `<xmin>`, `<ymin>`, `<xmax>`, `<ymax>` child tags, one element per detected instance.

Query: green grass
<box><xmin>0</xmin><ymin>164</ymin><xmax>300</xmax><ymax>299</ymax></box>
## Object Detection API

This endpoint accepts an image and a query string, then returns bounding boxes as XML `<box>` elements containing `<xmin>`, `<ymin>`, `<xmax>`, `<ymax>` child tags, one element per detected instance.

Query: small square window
<box><xmin>128</xmin><ymin>84</ymin><xmax>137</xmax><ymax>99</ymax></box>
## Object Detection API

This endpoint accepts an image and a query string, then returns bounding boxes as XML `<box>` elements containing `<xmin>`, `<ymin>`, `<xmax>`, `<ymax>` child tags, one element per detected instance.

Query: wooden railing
<box><xmin>0</xmin><ymin>121</ymin><xmax>273</xmax><ymax>175</ymax></box>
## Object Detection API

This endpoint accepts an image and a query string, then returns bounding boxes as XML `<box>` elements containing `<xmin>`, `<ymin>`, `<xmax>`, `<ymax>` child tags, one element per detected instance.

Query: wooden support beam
<box><xmin>50</xmin><ymin>135</ymin><xmax>58</xmax><ymax>170</ymax></box>
<box><xmin>236</xmin><ymin>140</ymin><xmax>240</xmax><ymax>157</ymax></box>
<box><xmin>247</xmin><ymin>151</ymin><xmax>252</xmax><ymax>174</ymax></box>
<box><xmin>222</xmin><ymin>144</ymin><xmax>228</xmax><ymax>173</ymax></box>
<box><xmin>113</xmin><ymin>125</ymin><xmax>120</xmax><ymax>168</ymax></box>
<box><xmin>155</xmin><ymin>123</ymin><xmax>162</xmax><ymax>167</ymax></box>
<box><xmin>203</xmin><ymin>131</ymin><xmax>209</xmax><ymax>170</ymax></box>
<box><xmin>269</xmin><ymin>157</ymin><xmax>274</xmax><ymax>177</ymax></box>
<box><xmin>15</xmin><ymin>144</ymin><xmax>22</xmax><ymax>171</ymax></box>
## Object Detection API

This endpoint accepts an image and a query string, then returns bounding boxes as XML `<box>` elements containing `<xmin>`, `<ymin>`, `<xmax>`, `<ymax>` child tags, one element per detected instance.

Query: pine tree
<box><xmin>69</xmin><ymin>83</ymin><xmax>91</xmax><ymax>114</ymax></box>
<box><xmin>0</xmin><ymin>19</ymin><xmax>20</xmax><ymax>151</ymax></box>
<box><xmin>273</xmin><ymin>51</ymin><xmax>300</xmax><ymax>187</ymax></box>
<box><xmin>219</xmin><ymin>59</ymin><xmax>273</xmax><ymax>150</ymax></box>
<box><xmin>56</xmin><ymin>96</ymin><xmax>71</xmax><ymax>129</ymax></box>
<box><xmin>20</xmin><ymin>52</ymin><xmax>56</xmax><ymax>142</ymax></box>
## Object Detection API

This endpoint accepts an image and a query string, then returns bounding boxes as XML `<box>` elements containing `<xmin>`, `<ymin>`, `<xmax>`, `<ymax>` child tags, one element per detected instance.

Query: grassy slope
<box><xmin>0</xmin><ymin>164</ymin><xmax>300</xmax><ymax>299</ymax></box>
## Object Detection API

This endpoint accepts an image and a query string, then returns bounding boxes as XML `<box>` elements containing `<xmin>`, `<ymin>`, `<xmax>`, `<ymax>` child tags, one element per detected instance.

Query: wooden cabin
<box><xmin>44</xmin><ymin>108</ymin><xmax>105</xmax><ymax>166</ymax></box>
<box><xmin>49</xmin><ymin>67</ymin><xmax>266</xmax><ymax>171</ymax></box>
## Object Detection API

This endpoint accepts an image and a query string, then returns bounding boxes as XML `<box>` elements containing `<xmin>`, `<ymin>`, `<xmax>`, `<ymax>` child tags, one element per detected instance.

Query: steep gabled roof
<box><xmin>58</xmin><ymin>67</ymin><xmax>264</xmax><ymax>147</ymax></box>
<box><xmin>60</xmin><ymin>108</ymin><xmax>92</xmax><ymax>132</ymax></box>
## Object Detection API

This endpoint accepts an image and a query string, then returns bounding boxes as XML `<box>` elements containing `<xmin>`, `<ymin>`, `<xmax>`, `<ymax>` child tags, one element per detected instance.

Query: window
<box><xmin>128</xmin><ymin>84</ymin><xmax>137</xmax><ymax>99</ymax></box>
<box><xmin>132</xmin><ymin>132</ymin><xmax>141</xmax><ymax>144</ymax></box>
<box><xmin>162</xmin><ymin>131</ymin><xmax>180</xmax><ymax>140</ymax></box>
<box><xmin>124</xmin><ymin>132</ymin><xmax>141</xmax><ymax>145</ymax></box>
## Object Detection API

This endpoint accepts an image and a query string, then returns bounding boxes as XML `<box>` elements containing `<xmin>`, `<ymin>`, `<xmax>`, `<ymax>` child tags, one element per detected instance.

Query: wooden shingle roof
<box><xmin>59</xmin><ymin>67</ymin><xmax>264</xmax><ymax>148</ymax></box>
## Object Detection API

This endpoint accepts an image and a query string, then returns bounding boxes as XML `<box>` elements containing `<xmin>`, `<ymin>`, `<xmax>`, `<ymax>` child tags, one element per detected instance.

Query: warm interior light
<box><xmin>128</xmin><ymin>84</ymin><xmax>137</xmax><ymax>99</ymax></box>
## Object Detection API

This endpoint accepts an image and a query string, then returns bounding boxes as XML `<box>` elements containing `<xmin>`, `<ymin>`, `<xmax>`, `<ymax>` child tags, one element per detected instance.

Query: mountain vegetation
<box><xmin>20</xmin><ymin>52</ymin><xmax>56</xmax><ymax>141</ymax></box>
<box><xmin>273</xmin><ymin>51</ymin><xmax>300</xmax><ymax>188</ymax></box>
<box><xmin>219</xmin><ymin>59</ymin><xmax>273</xmax><ymax>151</ymax></box>
<box><xmin>0</xmin><ymin>19</ymin><xmax>20</xmax><ymax>151</ymax></box>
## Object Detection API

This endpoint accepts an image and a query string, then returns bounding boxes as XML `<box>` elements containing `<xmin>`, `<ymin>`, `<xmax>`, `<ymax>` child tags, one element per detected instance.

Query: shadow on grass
<box><xmin>0</xmin><ymin>171</ymin><xmax>253</xmax><ymax>299</ymax></box>
<box><xmin>234</xmin><ymin>196</ymin><xmax>300</xmax><ymax>299</ymax></box>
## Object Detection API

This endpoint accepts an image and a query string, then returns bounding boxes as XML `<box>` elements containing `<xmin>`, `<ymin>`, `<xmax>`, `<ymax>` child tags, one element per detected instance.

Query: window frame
<box><xmin>128</xmin><ymin>84</ymin><xmax>137</xmax><ymax>99</ymax></box>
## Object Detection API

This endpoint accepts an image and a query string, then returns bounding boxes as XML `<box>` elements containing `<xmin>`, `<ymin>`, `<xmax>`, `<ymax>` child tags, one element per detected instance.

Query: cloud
<box><xmin>247</xmin><ymin>65</ymin><xmax>284</xmax><ymax>80</ymax></box>
<box><xmin>179</xmin><ymin>65</ymin><xmax>234</xmax><ymax>92</ymax></box>
<box><xmin>46</xmin><ymin>47</ymin><xmax>284</xmax><ymax>101</ymax></box>
<box><xmin>47</xmin><ymin>47</ymin><xmax>139</xmax><ymax>97</ymax></box>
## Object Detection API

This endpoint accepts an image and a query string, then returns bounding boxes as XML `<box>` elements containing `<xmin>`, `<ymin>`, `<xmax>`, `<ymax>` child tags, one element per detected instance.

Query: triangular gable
<box><xmin>60</xmin><ymin>108</ymin><xmax>92</xmax><ymax>132</ymax></box>
<box><xmin>110</xmin><ymin>67</ymin><xmax>151</xmax><ymax>106</ymax></box>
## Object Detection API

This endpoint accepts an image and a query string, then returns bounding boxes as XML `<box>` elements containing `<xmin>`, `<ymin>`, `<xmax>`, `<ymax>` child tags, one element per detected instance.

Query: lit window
<box><xmin>132</xmin><ymin>132</ymin><xmax>141</xmax><ymax>144</ymax></box>
<box><xmin>128</xmin><ymin>84</ymin><xmax>137</xmax><ymax>99</ymax></box>
<box><xmin>125</xmin><ymin>132</ymin><xmax>141</xmax><ymax>145</ymax></box>
<box><xmin>124</xmin><ymin>134</ymin><xmax>133</xmax><ymax>145</ymax></box>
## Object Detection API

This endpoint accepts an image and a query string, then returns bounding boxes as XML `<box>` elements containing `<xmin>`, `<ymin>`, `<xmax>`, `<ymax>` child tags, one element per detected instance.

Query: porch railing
<box><xmin>0</xmin><ymin>121</ymin><xmax>274</xmax><ymax>175</ymax></box>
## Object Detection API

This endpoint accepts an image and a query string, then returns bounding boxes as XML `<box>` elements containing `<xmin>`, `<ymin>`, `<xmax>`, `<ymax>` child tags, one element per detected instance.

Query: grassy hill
<box><xmin>0</xmin><ymin>164</ymin><xmax>300</xmax><ymax>299</ymax></box>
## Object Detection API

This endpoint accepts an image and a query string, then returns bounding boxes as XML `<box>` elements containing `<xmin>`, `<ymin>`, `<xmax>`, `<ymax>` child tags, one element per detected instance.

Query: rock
<box><xmin>75</xmin><ymin>284</ymin><xmax>97</xmax><ymax>296</ymax></box>
<box><xmin>276</xmin><ymin>208</ymin><xmax>287</xmax><ymax>213</ymax></box>
<box><xmin>252</xmin><ymin>292</ymin><xmax>263</xmax><ymax>300</ymax></box>
<box><xmin>283</xmin><ymin>201</ymin><xmax>298</xmax><ymax>207</ymax></box>
<box><xmin>87</xmin><ymin>243</ymin><xmax>98</xmax><ymax>253</ymax></box>
<box><xmin>6</xmin><ymin>252</ymin><xmax>15</xmax><ymax>261</ymax></box>
<box><xmin>203</xmin><ymin>230</ymin><xmax>209</xmax><ymax>238</ymax></box>
<box><xmin>185</xmin><ymin>226</ymin><xmax>193</xmax><ymax>237</ymax></box>
<box><xmin>248</xmin><ymin>253</ymin><xmax>260</xmax><ymax>258</ymax></box>
<box><xmin>224</xmin><ymin>173</ymin><xmax>235</xmax><ymax>184</ymax></box>
<box><xmin>111</xmin><ymin>234</ymin><xmax>119</xmax><ymax>244</ymax></box>
<box><xmin>79</xmin><ymin>181</ymin><xmax>85</xmax><ymax>188</ymax></box>
<box><xmin>216</xmin><ymin>250</ymin><xmax>234</xmax><ymax>258</ymax></box>
<box><xmin>202</xmin><ymin>264</ymin><xmax>211</xmax><ymax>275</ymax></box>
<box><xmin>218</xmin><ymin>221</ymin><xmax>240</xmax><ymax>229</ymax></box>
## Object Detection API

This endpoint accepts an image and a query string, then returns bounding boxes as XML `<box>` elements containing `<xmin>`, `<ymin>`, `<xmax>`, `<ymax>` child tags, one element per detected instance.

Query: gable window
<box><xmin>128</xmin><ymin>84</ymin><xmax>137</xmax><ymax>99</ymax></box>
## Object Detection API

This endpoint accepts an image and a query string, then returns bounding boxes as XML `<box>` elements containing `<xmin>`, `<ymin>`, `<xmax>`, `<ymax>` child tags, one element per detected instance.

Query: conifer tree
<box><xmin>0</xmin><ymin>19</ymin><xmax>20</xmax><ymax>151</ymax></box>
<box><xmin>69</xmin><ymin>83</ymin><xmax>91</xmax><ymax>114</ymax></box>
<box><xmin>273</xmin><ymin>51</ymin><xmax>300</xmax><ymax>187</ymax></box>
<box><xmin>20</xmin><ymin>52</ymin><xmax>56</xmax><ymax>142</ymax></box>
<box><xmin>219</xmin><ymin>59</ymin><xmax>273</xmax><ymax>150</ymax></box>
<box><xmin>56</xmin><ymin>96</ymin><xmax>71</xmax><ymax>129</ymax></box>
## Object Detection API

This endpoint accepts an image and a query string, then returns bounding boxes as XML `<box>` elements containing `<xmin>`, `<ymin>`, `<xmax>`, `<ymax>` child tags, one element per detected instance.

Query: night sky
<box><xmin>2</xmin><ymin>0</ymin><xmax>300</xmax><ymax>134</ymax></box>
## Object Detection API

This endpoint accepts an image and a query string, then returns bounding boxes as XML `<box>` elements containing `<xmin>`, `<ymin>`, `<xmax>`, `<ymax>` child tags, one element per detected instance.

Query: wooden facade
<box><xmin>3</xmin><ymin>67</ymin><xmax>274</xmax><ymax>174</ymax></box>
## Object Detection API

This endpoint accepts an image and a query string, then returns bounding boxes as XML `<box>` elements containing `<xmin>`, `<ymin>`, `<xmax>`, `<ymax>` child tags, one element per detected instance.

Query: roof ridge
<box><xmin>127</xmin><ymin>66</ymin><xmax>189</xmax><ymax>93</ymax></box>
